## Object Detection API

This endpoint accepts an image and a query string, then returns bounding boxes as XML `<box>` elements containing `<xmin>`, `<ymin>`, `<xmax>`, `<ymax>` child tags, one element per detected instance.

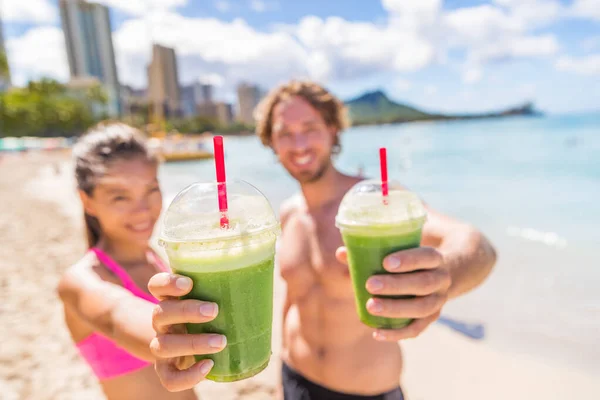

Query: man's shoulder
<box><xmin>279</xmin><ymin>194</ymin><xmax>305</xmax><ymax>226</ymax></box>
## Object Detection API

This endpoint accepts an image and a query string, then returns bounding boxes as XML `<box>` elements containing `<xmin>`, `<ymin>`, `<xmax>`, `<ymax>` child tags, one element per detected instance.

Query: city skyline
<box><xmin>4</xmin><ymin>0</ymin><xmax>256</xmax><ymax>124</ymax></box>
<box><xmin>1</xmin><ymin>1</ymin><xmax>600</xmax><ymax>113</ymax></box>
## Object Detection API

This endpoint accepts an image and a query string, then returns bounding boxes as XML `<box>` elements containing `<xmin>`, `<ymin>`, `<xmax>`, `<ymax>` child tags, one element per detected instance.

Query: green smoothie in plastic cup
<box><xmin>159</xmin><ymin>179</ymin><xmax>280</xmax><ymax>382</ymax></box>
<box><xmin>335</xmin><ymin>179</ymin><xmax>427</xmax><ymax>329</ymax></box>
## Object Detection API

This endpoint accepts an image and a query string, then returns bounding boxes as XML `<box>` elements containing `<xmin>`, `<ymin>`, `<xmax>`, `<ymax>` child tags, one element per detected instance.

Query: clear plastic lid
<box><xmin>159</xmin><ymin>179</ymin><xmax>280</xmax><ymax>245</ymax></box>
<box><xmin>335</xmin><ymin>179</ymin><xmax>427</xmax><ymax>228</ymax></box>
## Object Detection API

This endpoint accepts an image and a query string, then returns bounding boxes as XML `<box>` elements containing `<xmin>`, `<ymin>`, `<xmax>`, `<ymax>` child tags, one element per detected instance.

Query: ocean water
<box><xmin>159</xmin><ymin>113</ymin><xmax>600</xmax><ymax>374</ymax></box>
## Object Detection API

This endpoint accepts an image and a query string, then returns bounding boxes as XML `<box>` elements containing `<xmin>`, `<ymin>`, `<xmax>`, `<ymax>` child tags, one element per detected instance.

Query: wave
<box><xmin>506</xmin><ymin>226</ymin><xmax>568</xmax><ymax>249</ymax></box>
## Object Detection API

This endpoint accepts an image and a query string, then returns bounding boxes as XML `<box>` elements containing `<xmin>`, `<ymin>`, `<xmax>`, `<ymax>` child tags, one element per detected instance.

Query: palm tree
<box><xmin>0</xmin><ymin>51</ymin><xmax>8</xmax><ymax>78</ymax></box>
<box><xmin>0</xmin><ymin>51</ymin><xmax>9</xmax><ymax>90</ymax></box>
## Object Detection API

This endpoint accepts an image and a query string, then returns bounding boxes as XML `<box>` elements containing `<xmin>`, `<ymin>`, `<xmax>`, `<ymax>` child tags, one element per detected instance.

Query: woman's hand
<box><xmin>148</xmin><ymin>273</ymin><xmax>226</xmax><ymax>392</ymax></box>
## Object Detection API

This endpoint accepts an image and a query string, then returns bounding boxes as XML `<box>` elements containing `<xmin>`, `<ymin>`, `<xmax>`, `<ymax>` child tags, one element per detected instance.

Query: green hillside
<box><xmin>345</xmin><ymin>90</ymin><xmax>435</xmax><ymax>125</ymax></box>
<box><xmin>345</xmin><ymin>90</ymin><xmax>541</xmax><ymax>126</ymax></box>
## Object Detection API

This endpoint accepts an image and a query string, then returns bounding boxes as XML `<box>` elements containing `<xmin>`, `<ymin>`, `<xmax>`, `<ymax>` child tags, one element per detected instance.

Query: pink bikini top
<box><xmin>76</xmin><ymin>247</ymin><xmax>169</xmax><ymax>381</ymax></box>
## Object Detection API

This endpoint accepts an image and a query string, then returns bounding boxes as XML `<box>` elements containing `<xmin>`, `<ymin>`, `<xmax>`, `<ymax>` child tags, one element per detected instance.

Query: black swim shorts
<box><xmin>282</xmin><ymin>362</ymin><xmax>405</xmax><ymax>400</ymax></box>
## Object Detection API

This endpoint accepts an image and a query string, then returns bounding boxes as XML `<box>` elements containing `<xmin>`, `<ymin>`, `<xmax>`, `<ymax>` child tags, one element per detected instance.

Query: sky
<box><xmin>1</xmin><ymin>0</ymin><xmax>600</xmax><ymax>113</ymax></box>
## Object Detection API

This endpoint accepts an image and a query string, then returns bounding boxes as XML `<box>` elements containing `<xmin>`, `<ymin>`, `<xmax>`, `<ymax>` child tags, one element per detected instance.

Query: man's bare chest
<box><xmin>278</xmin><ymin>212</ymin><xmax>352</xmax><ymax>298</ymax></box>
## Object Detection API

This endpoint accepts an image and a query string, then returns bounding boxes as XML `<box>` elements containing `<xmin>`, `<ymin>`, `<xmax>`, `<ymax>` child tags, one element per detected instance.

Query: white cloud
<box><xmin>556</xmin><ymin>54</ymin><xmax>600</xmax><ymax>75</ymax></box>
<box><xmin>113</xmin><ymin>13</ymin><xmax>308</xmax><ymax>89</ymax></box>
<box><xmin>93</xmin><ymin>0</ymin><xmax>188</xmax><ymax>16</ymax></box>
<box><xmin>305</xmin><ymin>51</ymin><xmax>332</xmax><ymax>81</ymax></box>
<box><xmin>494</xmin><ymin>0</ymin><xmax>562</xmax><ymax>27</ymax></box>
<box><xmin>294</xmin><ymin>15</ymin><xmax>435</xmax><ymax>80</ymax></box>
<box><xmin>444</xmin><ymin>4</ymin><xmax>558</xmax><ymax>73</ymax></box>
<box><xmin>4</xmin><ymin>0</ymin><xmax>590</xmax><ymax>97</ymax></box>
<box><xmin>508</xmin><ymin>35</ymin><xmax>559</xmax><ymax>57</ymax></box>
<box><xmin>6</xmin><ymin>26</ymin><xmax>69</xmax><ymax>85</ymax></box>
<box><xmin>570</xmin><ymin>0</ymin><xmax>600</xmax><ymax>21</ymax></box>
<box><xmin>382</xmin><ymin>0</ymin><xmax>442</xmax><ymax>26</ymax></box>
<box><xmin>2</xmin><ymin>0</ymin><xmax>57</xmax><ymax>23</ymax></box>
<box><xmin>444</xmin><ymin>5</ymin><xmax>523</xmax><ymax>45</ymax></box>
<box><xmin>382</xmin><ymin>0</ymin><xmax>441</xmax><ymax>14</ymax></box>
<box><xmin>214</xmin><ymin>0</ymin><xmax>231</xmax><ymax>13</ymax></box>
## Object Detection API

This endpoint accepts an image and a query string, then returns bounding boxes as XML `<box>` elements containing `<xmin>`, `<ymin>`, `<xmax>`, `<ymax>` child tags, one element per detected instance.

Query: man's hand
<box><xmin>336</xmin><ymin>246</ymin><xmax>451</xmax><ymax>342</ymax></box>
<box><xmin>148</xmin><ymin>273</ymin><xmax>226</xmax><ymax>392</ymax></box>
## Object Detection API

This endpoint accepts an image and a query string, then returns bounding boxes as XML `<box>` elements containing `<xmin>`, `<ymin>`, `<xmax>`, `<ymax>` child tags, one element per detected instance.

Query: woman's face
<box><xmin>81</xmin><ymin>158</ymin><xmax>162</xmax><ymax>247</ymax></box>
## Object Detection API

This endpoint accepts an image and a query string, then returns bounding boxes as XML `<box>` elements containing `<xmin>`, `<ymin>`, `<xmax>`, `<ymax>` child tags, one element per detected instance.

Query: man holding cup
<box><xmin>148</xmin><ymin>80</ymin><xmax>497</xmax><ymax>399</ymax></box>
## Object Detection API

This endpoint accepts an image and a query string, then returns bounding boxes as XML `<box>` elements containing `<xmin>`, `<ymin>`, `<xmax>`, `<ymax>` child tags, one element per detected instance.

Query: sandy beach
<box><xmin>1</xmin><ymin>152</ymin><xmax>598</xmax><ymax>400</ymax></box>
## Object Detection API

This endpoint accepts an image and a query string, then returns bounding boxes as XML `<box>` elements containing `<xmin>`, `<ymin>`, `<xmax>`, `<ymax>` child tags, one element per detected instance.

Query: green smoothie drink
<box><xmin>336</xmin><ymin>180</ymin><xmax>427</xmax><ymax>329</ymax></box>
<box><xmin>160</xmin><ymin>179</ymin><xmax>280</xmax><ymax>382</ymax></box>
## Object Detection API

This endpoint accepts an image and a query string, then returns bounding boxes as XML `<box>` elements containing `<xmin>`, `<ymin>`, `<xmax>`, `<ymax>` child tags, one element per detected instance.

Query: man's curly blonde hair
<box><xmin>254</xmin><ymin>80</ymin><xmax>350</xmax><ymax>154</ymax></box>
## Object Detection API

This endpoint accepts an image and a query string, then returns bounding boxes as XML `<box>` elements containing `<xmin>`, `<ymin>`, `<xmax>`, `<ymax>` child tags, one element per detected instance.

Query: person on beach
<box><xmin>57</xmin><ymin>122</ymin><xmax>221</xmax><ymax>400</ymax></box>
<box><xmin>147</xmin><ymin>81</ymin><xmax>497</xmax><ymax>399</ymax></box>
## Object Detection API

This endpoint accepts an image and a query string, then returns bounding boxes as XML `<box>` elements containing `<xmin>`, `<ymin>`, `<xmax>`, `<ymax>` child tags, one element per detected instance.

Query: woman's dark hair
<box><xmin>73</xmin><ymin>121</ymin><xmax>158</xmax><ymax>247</ymax></box>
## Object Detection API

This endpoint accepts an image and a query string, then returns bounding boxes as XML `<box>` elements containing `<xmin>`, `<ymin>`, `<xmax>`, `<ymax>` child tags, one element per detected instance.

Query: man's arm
<box><xmin>335</xmin><ymin>204</ymin><xmax>497</xmax><ymax>341</ymax></box>
<box><xmin>421</xmin><ymin>206</ymin><xmax>497</xmax><ymax>298</ymax></box>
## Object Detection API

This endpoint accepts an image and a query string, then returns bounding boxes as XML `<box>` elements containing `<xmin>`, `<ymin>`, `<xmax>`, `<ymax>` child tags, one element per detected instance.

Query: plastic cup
<box><xmin>159</xmin><ymin>179</ymin><xmax>280</xmax><ymax>382</ymax></box>
<box><xmin>335</xmin><ymin>179</ymin><xmax>427</xmax><ymax>329</ymax></box>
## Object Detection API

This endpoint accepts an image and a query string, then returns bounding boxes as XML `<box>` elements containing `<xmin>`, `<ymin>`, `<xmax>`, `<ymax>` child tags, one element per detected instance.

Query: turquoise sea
<box><xmin>159</xmin><ymin>113</ymin><xmax>600</xmax><ymax>374</ymax></box>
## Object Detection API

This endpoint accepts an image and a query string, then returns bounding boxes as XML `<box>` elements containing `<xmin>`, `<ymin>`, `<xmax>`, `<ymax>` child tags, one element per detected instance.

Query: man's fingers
<box><xmin>152</xmin><ymin>299</ymin><xmax>219</xmax><ymax>334</ymax></box>
<box><xmin>366</xmin><ymin>293</ymin><xmax>447</xmax><ymax>319</ymax></box>
<box><xmin>366</xmin><ymin>269</ymin><xmax>451</xmax><ymax>296</ymax></box>
<box><xmin>155</xmin><ymin>358</ymin><xmax>214</xmax><ymax>392</ymax></box>
<box><xmin>335</xmin><ymin>247</ymin><xmax>348</xmax><ymax>264</ymax></box>
<box><xmin>148</xmin><ymin>273</ymin><xmax>193</xmax><ymax>301</ymax></box>
<box><xmin>150</xmin><ymin>334</ymin><xmax>227</xmax><ymax>359</ymax></box>
<box><xmin>382</xmin><ymin>247</ymin><xmax>444</xmax><ymax>273</ymax></box>
<box><xmin>372</xmin><ymin>311</ymin><xmax>441</xmax><ymax>342</ymax></box>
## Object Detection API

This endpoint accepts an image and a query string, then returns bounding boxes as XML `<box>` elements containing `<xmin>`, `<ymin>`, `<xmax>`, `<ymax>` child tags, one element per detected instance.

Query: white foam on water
<box><xmin>506</xmin><ymin>226</ymin><xmax>568</xmax><ymax>249</ymax></box>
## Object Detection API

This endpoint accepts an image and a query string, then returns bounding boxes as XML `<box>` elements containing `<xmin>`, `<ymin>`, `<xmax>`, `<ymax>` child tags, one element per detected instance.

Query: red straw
<box><xmin>379</xmin><ymin>147</ymin><xmax>389</xmax><ymax>205</ymax></box>
<box><xmin>213</xmin><ymin>136</ymin><xmax>229</xmax><ymax>228</ymax></box>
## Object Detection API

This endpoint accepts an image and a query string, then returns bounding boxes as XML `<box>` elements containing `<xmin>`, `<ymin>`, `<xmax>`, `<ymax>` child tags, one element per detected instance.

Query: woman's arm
<box><xmin>57</xmin><ymin>257</ymin><xmax>157</xmax><ymax>361</ymax></box>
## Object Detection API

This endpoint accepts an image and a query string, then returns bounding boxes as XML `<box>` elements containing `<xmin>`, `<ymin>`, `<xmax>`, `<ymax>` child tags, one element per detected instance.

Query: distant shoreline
<box><xmin>349</xmin><ymin>112</ymin><xmax>544</xmax><ymax>127</ymax></box>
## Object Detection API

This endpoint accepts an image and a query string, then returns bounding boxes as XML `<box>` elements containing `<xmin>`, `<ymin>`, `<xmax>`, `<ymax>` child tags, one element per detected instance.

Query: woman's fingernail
<box><xmin>373</xmin><ymin>331</ymin><xmax>386</xmax><ymax>341</ymax></box>
<box><xmin>386</xmin><ymin>256</ymin><xmax>401</xmax><ymax>270</ymax></box>
<box><xmin>367</xmin><ymin>298</ymin><xmax>383</xmax><ymax>313</ymax></box>
<box><xmin>176</xmin><ymin>277</ymin><xmax>191</xmax><ymax>290</ymax></box>
<box><xmin>199</xmin><ymin>303</ymin><xmax>218</xmax><ymax>317</ymax></box>
<box><xmin>367</xmin><ymin>278</ymin><xmax>383</xmax><ymax>292</ymax></box>
<box><xmin>208</xmin><ymin>335</ymin><xmax>227</xmax><ymax>348</ymax></box>
<box><xmin>199</xmin><ymin>359</ymin><xmax>214</xmax><ymax>375</ymax></box>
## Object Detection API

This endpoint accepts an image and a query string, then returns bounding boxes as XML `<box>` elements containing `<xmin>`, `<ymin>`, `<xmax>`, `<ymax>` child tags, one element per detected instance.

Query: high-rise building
<box><xmin>121</xmin><ymin>84</ymin><xmax>148</xmax><ymax>117</ymax></box>
<box><xmin>0</xmin><ymin>9</ymin><xmax>11</xmax><ymax>91</ymax></box>
<box><xmin>236</xmin><ymin>82</ymin><xmax>262</xmax><ymax>125</ymax></box>
<box><xmin>180</xmin><ymin>85</ymin><xmax>197</xmax><ymax>117</ymax></box>
<box><xmin>215</xmin><ymin>102</ymin><xmax>233</xmax><ymax>126</ymax></box>
<box><xmin>59</xmin><ymin>0</ymin><xmax>121</xmax><ymax>116</ymax></box>
<box><xmin>197</xmin><ymin>102</ymin><xmax>217</xmax><ymax>119</ymax></box>
<box><xmin>196</xmin><ymin>83</ymin><xmax>213</xmax><ymax>105</ymax></box>
<box><xmin>180</xmin><ymin>82</ymin><xmax>215</xmax><ymax>118</ymax></box>
<box><xmin>148</xmin><ymin>44</ymin><xmax>181</xmax><ymax>120</ymax></box>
